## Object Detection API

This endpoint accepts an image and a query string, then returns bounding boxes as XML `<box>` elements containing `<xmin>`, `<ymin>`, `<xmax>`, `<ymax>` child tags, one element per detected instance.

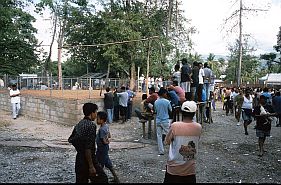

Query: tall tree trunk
<box><xmin>44</xmin><ymin>12</ymin><xmax>58</xmax><ymax>88</ymax></box>
<box><xmin>106</xmin><ymin>60</ymin><xmax>110</xmax><ymax>87</ymax></box>
<box><xmin>130</xmin><ymin>55</ymin><xmax>136</xmax><ymax>90</ymax></box>
<box><xmin>166</xmin><ymin>0</ymin><xmax>173</xmax><ymax>38</ymax></box>
<box><xmin>57</xmin><ymin>2</ymin><xmax>68</xmax><ymax>90</ymax></box>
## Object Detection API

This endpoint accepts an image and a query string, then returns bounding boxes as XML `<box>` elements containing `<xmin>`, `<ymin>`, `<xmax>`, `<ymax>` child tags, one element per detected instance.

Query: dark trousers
<box><xmin>113</xmin><ymin>105</ymin><xmax>119</xmax><ymax>121</ymax></box>
<box><xmin>225</xmin><ymin>97</ymin><xmax>233</xmax><ymax>115</ymax></box>
<box><xmin>172</xmin><ymin>105</ymin><xmax>181</xmax><ymax>122</ymax></box>
<box><xmin>119</xmin><ymin>105</ymin><xmax>128</xmax><ymax>122</ymax></box>
<box><xmin>198</xmin><ymin>84</ymin><xmax>203</xmax><ymax>102</ymax></box>
<box><xmin>127</xmin><ymin>101</ymin><xmax>133</xmax><ymax>119</ymax></box>
<box><xmin>75</xmin><ymin>158</ymin><xmax>108</xmax><ymax>183</ymax></box>
<box><xmin>164</xmin><ymin>170</ymin><xmax>196</xmax><ymax>183</ymax></box>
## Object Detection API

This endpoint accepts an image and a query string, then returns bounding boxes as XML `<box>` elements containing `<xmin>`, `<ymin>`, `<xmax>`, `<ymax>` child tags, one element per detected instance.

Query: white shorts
<box><xmin>180</xmin><ymin>82</ymin><xmax>190</xmax><ymax>92</ymax></box>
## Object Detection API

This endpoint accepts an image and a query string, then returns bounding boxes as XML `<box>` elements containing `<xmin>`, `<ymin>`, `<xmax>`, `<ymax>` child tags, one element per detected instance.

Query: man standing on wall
<box><xmin>180</xmin><ymin>58</ymin><xmax>192</xmax><ymax>100</ymax></box>
<box><xmin>10</xmin><ymin>84</ymin><xmax>21</xmax><ymax>119</ymax></box>
<box><xmin>197</xmin><ymin>62</ymin><xmax>205</xmax><ymax>103</ymax></box>
<box><xmin>203</xmin><ymin>62</ymin><xmax>213</xmax><ymax>101</ymax></box>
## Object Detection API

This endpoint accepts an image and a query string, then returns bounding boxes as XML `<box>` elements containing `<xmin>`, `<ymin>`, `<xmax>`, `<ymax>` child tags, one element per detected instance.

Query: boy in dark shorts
<box><xmin>96</xmin><ymin>111</ymin><xmax>120</xmax><ymax>183</ymax></box>
<box><xmin>253</xmin><ymin>95</ymin><xmax>276</xmax><ymax>157</ymax></box>
<box><xmin>68</xmin><ymin>103</ymin><xmax>108</xmax><ymax>183</ymax></box>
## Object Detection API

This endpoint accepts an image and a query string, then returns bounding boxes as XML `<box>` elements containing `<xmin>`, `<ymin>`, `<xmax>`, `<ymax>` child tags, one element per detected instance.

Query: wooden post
<box><xmin>148</xmin><ymin>116</ymin><xmax>152</xmax><ymax>139</ymax></box>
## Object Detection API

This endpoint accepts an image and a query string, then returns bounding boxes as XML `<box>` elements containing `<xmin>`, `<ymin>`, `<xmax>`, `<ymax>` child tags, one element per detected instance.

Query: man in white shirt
<box><xmin>139</xmin><ymin>74</ymin><xmax>145</xmax><ymax>92</ymax></box>
<box><xmin>10</xmin><ymin>84</ymin><xmax>21</xmax><ymax>119</ymax></box>
<box><xmin>117</xmin><ymin>86</ymin><xmax>129</xmax><ymax>123</ymax></box>
<box><xmin>198</xmin><ymin>62</ymin><xmax>205</xmax><ymax>102</ymax></box>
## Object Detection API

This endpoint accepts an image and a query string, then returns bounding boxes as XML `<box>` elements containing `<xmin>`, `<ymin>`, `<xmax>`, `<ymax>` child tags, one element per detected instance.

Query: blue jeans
<box><xmin>106</xmin><ymin>108</ymin><xmax>113</xmax><ymax>124</ymax></box>
<box><xmin>204</xmin><ymin>83</ymin><xmax>210</xmax><ymax>101</ymax></box>
<box><xmin>156</xmin><ymin>121</ymin><xmax>170</xmax><ymax>154</ymax></box>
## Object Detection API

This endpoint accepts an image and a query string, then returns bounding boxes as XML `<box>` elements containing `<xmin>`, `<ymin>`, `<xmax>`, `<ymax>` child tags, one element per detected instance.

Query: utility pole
<box><xmin>237</xmin><ymin>0</ymin><xmax>243</xmax><ymax>87</ymax></box>
<box><xmin>224</xmin><ymin>0</ymin><xmax>268</xmax><ymax>87</ymax></box>
<box><xmin>146</xmin><ymin>39</ymin><xmax>152</xmax><ymax>96</ymax></box>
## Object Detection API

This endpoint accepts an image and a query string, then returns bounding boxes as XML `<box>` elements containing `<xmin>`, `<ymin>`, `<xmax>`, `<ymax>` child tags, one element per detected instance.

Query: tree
<box><xmin>0</xmin><ymin>0</ymin><xmax>39</xmax><ymax>76</ymax></box>
<box><xmin>35</xmin><ymin>0</ymin><xmax>70</xmax><ymax>89</ymax></box>
<box><xmin>274</xmin><ymin>26</ymin><xmax>281</xmax><ymax>63</ymax></box>
<box><xmin>225</xmin><ymin>39</ymin><xmax>259</xmax><ymax>84</ymax></box>
<box><xmin>222</xmin><ymin>0</ymin><xmax>269</xmax><ymax>86</ymax></box>
<box><xmin>206</xmin><ymin>53</ymin><xmax>224</xmax><ymax>79</ymax></box>
<box><xmin>260</xmin><ymin>52</ymin><xmax>281</xmax><ymax>73</ymax></box>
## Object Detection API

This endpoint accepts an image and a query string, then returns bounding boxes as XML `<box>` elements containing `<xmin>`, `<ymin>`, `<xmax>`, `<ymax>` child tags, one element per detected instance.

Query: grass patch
<box><xmin>0</xmin><ymin>120</ymin><xmax>11</xmax><ymax>128</ymax></box>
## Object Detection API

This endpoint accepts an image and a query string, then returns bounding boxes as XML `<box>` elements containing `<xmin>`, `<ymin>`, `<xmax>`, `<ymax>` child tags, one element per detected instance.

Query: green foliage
<box><xmin>57</xmin><ymin>0</ymin><xmax>193</xmax><ymax>79</ymax></box>
<box><xmin>0</xmin><ymin>0</ymin><xmax>39</xmax><ymax>75</ymax></box>
<box><xmin>225</xmin><ymin>40</ymin><xmax>259</xmax><ymax>84</ymax></box>
<box><xmin>260</xmin><ymin>52</ymin><xmax>281</xmax><ymax>73</ymax></box>
<box><xmin>207</xmin><ymin>53</ymin><xmax>225</xmax><ymax>79</ymax></box>
<box><xmin>274</xmin><ymin>26</ymin><xmax>281</xmax><ymax>53</ymax></box>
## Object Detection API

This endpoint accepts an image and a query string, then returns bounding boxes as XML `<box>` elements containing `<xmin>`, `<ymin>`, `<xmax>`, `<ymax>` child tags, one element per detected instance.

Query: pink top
<box><xmin>171</xmin><ymin>85</ymin><xmax>186</xmax><ymax>103</ymax></box>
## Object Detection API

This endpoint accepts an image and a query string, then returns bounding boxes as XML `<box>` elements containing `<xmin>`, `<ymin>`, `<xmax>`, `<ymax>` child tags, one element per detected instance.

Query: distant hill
<box><xmin>201</xmin><ymin>54</ymin><xmax>228</xmax><ymax>61</ymax></box>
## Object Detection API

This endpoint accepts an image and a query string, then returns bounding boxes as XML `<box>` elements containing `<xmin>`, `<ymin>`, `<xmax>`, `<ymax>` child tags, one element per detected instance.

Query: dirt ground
<box><xmin>0</xmin><ymin>101</ymin><xmax>281</xmax><ymax>183</ymax></box>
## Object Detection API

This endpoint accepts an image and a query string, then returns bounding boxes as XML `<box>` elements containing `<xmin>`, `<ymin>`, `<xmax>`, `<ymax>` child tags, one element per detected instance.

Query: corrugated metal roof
<box><xmin>266</xmin><ymin>73</ymin><xmax>281</xmax><ymax>85</ymax></box>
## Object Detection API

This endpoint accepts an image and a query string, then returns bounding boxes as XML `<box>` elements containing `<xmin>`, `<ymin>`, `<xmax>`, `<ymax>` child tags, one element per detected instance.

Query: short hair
<box><xmin>172</xmin><ymin>80</ymin><xmax>178</xmax><ymax>86</ymax></box>
<box><xmin>106</xmin><ymin>87</ymin><xmax>110</xmax><ymax>92</ymax></box>
<box><xmin>158</xmin><ymin>87</ymin><xmax>168</xmax><ymax>96</ymax></box>
<box><xmin>182</xmin><ymin>111</ymin><xmax>195</xmax><ymax>119</ymax></box>
<box><xmin>204</xmin><ymin>62</ymin><xmax>208</xmax><ymax>68</ymax></box>
<box><xmin>142</xmin><ymin>93</ymin><xmax>147</xmax><ymax>100</ymax></box>
<box><xmin>121</xmin><ymin>86</ymin><xmax>126</xmax><ymax>91</ymax></box>
<box><xmin>149</xmin><ymin>87</ymin><xmax>155</xmax><ymax>92</ymax></box>
<box><xmin>181</xmin><ymin>58</ymin><xmax>188</xmax><ymax>64</ymax></box>
<box><xmin>83</xmin><ymin>103</ymin><xmax>98</xmax><ymax>116</ymax></box>
<box><xmin>174</xmin><ymin>64</ymin><xmax>180</xmax><ymax>71</ymax></box>
<box><xmin>97</xmin><ymin>111</ymin><xmax>107</xmax><ymax>122</ymax></box>
<box><xmin>12</xmin><ymin>84</ymin><xmax>17</xmax><ymax>87</ymax></box>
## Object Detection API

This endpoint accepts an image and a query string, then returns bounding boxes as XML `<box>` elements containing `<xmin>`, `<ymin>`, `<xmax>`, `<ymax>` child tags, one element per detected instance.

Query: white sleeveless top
<box><xmin>242</xmin><ymin>96</ymin><xmax>253</xmax><ymax>109</ymax></box>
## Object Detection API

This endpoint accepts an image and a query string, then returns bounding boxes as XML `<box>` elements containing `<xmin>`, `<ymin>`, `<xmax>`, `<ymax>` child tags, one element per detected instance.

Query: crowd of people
<box><xmin>7</xmin><ymin>57</ymin><xmax>281</xmax><ymax>183</ymax></box>
<box><xmin>215</xmin><ymin>86</ymin><xmax>281</xmax><ymax>157</ymax></box>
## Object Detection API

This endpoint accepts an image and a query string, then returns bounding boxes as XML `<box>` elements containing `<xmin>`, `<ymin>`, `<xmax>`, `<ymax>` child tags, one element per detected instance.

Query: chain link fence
<box><xmin>0</xmin><ymin>74</ymin><xmax>132</xmax><ymax>90</ymax></box>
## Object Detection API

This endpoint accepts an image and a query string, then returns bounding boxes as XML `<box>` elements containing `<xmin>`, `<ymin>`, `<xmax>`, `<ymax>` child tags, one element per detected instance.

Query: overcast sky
<box><xmin>31</xmin><ymin>0</ymin><xmax>281</xmax><ymax>61</ymax></box>
<box><xmin>183</xmin><ymin>0</ymin><xmax>281</xmax><ymax>57</ymax></box>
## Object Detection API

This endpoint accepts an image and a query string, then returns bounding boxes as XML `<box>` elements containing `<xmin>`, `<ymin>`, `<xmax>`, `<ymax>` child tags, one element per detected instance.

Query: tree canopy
<box><xmin>0</xmin><ymin>0</ymin><xmax>39</xmax><ymax>75</ymax></box>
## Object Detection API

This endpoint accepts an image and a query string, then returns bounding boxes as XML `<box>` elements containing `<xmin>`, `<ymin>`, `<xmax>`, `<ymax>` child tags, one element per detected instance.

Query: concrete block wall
<box><xmin>0</xmin><ymin>92</ymin><xmax>104</xmax><ymax>126</ymax></box>
<box><xmin>0</xmin><ymin>91</ymin><xmax>143</xmax><ymax>126</ymax></box>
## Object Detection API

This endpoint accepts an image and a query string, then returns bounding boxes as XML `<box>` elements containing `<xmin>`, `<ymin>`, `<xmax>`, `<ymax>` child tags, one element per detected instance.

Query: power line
<box><xmin>60</xmin><ymin>36</ymin><xmax>160</xmax><ymax>49</ymax></box>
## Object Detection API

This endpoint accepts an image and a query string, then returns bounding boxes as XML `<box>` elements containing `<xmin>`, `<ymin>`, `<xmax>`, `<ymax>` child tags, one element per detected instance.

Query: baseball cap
<box><xmin>181</xmin><ymin>101</ymin><xmax>197</xmax><ymax>113</ymax></box>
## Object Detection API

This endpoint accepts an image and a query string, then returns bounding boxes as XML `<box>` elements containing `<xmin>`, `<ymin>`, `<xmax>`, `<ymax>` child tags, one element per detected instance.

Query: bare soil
<box><xmin>0</xmin><ymin>101</ymin><xmax>281</xmax><ymax>183</ymax></box>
